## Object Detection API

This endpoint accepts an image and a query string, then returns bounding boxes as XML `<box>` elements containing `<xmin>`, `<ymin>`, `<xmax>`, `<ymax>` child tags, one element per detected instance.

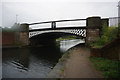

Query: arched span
<box><xmin>30</xmin><ymin>32</ymin><xmax>85</xmax><ymax>39</ymax></box>
<box><xmin>29</xmin><ymin>29</ymin><xmax>86</xmax><ymax>38</ymax></box>
<box><xmin>29</xmin><ymin>32</ymin><xmax>85</xmax><ymax>45</ymax></box>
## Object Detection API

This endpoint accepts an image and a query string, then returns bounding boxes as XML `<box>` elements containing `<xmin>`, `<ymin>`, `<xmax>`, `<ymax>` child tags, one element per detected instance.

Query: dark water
<box><xmin>2</xmin><ymin>39</ymin><xmax>84</xmax><ymax>78</ymax></box>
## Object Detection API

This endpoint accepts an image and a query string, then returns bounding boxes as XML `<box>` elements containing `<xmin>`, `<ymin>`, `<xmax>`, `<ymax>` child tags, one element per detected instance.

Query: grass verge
<box><xmin>89</xmin><ymin>57</ymin><xmax>120</xmax><ymax>78</ymax></box>
<box><xmin>56</xmin><ymin>35</ymin><xmax>80</xmax><ymax>41</ymax></box>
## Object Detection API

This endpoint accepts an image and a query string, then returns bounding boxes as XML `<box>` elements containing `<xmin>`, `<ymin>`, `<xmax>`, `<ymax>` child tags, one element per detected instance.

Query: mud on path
<box><xmin>61</xmin><ymin>45</ymin><xmax>103</xmax><ymax>78</ymax></box>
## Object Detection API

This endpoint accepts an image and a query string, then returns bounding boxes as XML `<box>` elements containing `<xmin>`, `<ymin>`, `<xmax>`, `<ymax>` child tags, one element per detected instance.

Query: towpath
<box><xmin>61</xmin><ymin>45</ymin><xmax>103</xmax><ymax>78</ymax></box>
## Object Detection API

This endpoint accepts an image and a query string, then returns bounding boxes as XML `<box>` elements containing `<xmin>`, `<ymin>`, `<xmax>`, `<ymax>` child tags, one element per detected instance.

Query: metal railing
<box><xmin>108</xmin><ymin>17</ymin><xmax>120</xmax><ymax>27</ymax></box>
<box><xmin>29</xmin><ymin>18</ymin><xmax>86</xmax><ymax>29</ymax></box>
<box><xmin>29</xmin><ymin>17</ymin><xmax>120</xmax><ymax>30</ymax></box>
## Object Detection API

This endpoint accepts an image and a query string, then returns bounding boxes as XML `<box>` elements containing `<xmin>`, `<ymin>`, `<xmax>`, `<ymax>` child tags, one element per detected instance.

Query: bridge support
<box><xmin>85</xmin><ymin>17</ymin><xmax>102</xmax><ymax>46</ymax></box>
<box><xmin>19</xmin><ymin>23</ymin><xmax>29</xmax><ymax>46</ymax></box>
<box><xmin>51</xmin><ymin>22</ymin><xmax>56</xmax><ymax>29</ymax></box>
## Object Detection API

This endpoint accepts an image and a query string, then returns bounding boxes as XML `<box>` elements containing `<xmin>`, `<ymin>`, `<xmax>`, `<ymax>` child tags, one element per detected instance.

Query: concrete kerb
<box><xmin>46</xmin><ymin>43</ymin><xmax>85</xmax><ymax>78</ymax></box>
<box><xmin>46</xmin><ymin>50</ymin><xmax>70</xmax><ymax>78</ymax></box>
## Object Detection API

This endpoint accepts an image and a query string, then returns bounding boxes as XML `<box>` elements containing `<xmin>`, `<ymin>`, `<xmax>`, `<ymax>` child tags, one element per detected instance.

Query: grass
<box><xmin>90</xmin><ymin>44</ymin><xmax>104</xmax><ymax>48</ymax></box>
<box><xmin>56</xmin><ymin>35</ymin><xmax>79</xmax><ymax>41</ymax></box>
<box><xmin>89</xmin><ymin>57</ymin><xmax>120</xmax><ymax>78</ymax></box>
<box><xmin>60</xmin><ymin>67</ymin><xmax>66</xmax><ymax>75</ymax></box>
<box><xmin>58</xmin><ymin>50</ymin><xmax>73</xmax><ymax>62</ymax></box>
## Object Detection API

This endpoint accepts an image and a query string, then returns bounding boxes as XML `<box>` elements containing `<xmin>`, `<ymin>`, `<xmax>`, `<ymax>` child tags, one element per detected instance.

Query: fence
<box><xmin>108</xmin><ymin>17</ymin><xmax>120</xmax><ymax>27</ymax></box>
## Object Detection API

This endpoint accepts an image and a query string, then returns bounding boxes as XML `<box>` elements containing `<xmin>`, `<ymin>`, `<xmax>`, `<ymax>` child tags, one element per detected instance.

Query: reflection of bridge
<box><xmin>18</xmin><ymin>16</ymin><xmax>110</xmax><ymax>46</ymax></box>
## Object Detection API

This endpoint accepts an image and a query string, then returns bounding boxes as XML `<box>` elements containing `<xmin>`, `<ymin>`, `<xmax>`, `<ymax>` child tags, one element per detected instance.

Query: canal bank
<box><xmin>47</xmin><ymin>43</ymin><xmax>103</xmax><ymax>78</ymax></box>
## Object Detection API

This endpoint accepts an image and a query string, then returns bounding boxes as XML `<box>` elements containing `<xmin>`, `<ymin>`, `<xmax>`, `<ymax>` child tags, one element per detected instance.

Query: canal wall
<box><xmin>90</xmin><ymin>38</ymin><xmax>120</xmax><ymax>60</ymax></box>
<box><xmin>2</xmin><ymin>32</ymin><xmax>15</xmax><ymax>46</ymax></box>
<box><xmin>2</xmin><ymin>24</ymin><xmax>29</xmax><ymax>47</ymax></box>
<box><xmin>2</xmin><ymin>31</ymin><xmax>28</xmax><ymax>48</ymax></box>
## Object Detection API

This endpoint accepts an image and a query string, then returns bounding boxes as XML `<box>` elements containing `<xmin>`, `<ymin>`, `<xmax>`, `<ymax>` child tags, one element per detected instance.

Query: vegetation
<box><xmin>58</xmin><ymin>51</ymin><xmax>72</xmax><ymax>62</ymax></box>
<box><xmin>90</xmin><ymin>23</ymin><xmax>118</xmax><ymax>48</ymax></box>
<box><xmin>2</xmin><ymin>23</ymin><xmax>20</xmax><ymax>32</ymax></box>
<box><xmin>2</xmin><ymin>27</ymin><xmax>14</xmax><ymax>32</ymax></box>
<box><xmin>89</xmin><ymin>57</ymin><xmax>120</xmax><ymax>78</ymax></box>
<box><xmin>60</xmin><ymin>67</ymin><xmax>66</xmax><ymax>75</ymax></box>
<box><xmin>56</xmin><ymin>35</ymin><xmax>80</xmax><ymax>41</ymax></box>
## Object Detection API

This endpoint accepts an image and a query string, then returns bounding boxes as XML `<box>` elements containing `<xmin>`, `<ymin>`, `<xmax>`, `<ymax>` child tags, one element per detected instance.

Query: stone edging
<box><xmin>46</xmin><ymin>49</ymin><xmax>72</xmax><ymax>78</ymax></box>
<box><xmin>46</xmin><ymin>43</ymin><xmax>85</xmax><ymax>78</ymax></box>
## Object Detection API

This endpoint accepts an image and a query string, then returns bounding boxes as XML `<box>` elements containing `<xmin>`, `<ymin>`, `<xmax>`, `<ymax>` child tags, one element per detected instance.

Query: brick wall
<box><xmin>85</xmin><ymin>29</ymin><xmax>100</xmax><ymax>45</ymax></box>
<box><xmin>90</xmin><ymin>38</ymin><xmax>120</xmax><ymax>60</ymax></box>
<box><xmin>19</xmin><ymin>32</ymin><xmax>29</xmax><ymax>45</ymax></box>
<box><xmin>2</xmin><ymin>32</ymin><xmax>15</xmax><ymax>46</ymax></box>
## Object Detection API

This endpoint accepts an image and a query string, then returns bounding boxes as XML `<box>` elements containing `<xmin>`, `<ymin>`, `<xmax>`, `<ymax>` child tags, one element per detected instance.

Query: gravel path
<box><xmin>61</xmin><ymin>46</ymin><xmax>103</xmax><ymax>78</ymax></box>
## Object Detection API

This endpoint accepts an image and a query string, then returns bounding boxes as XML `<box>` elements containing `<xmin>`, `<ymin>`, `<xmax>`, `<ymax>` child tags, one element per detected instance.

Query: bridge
<box><xmin>27</xmin><ymin>19</ymin><xmax>87</xmax><ymax>45</ymax></box>
<box><xmin>29</xmin><ymin>19</ymin><xmax>87</xmax><ymax>38</ymax></box>
<box><xmin>17</xmin><ymin>16</ymin><xmax>110</xmax><ymax>46</ymax></box>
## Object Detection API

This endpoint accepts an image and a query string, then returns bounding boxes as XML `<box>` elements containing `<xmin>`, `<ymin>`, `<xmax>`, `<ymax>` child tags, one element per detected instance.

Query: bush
<box><xmin>90</xmin><ymin>23</ymin><xmax>118</xmax><ymax>48</ymax></box>
<box><xmin>2</xmin><ymin>27</ymin><xmax>14</xmax><ymax>32</ymax></box>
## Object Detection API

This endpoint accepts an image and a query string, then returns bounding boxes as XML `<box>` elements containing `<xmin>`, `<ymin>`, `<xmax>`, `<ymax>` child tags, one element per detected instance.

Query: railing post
<box><xmin>51</xmin><ymin>22</ymin><xmax>56</xmax><ymax>29</ymax></box>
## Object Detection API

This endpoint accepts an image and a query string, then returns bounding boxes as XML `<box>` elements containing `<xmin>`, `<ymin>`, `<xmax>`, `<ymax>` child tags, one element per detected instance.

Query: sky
<box><xmin>0</xmin><ymin>0</ymin><xmax>120</xmax><ymax>28</ymax></box>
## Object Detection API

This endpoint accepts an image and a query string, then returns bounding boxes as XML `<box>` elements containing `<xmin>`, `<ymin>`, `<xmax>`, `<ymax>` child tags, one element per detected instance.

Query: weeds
<box><xmin>90</xmin><ymin>24</ymin><xmax>118</xmax><ymax>48</ymax></box>
<box><xmin>89</xmin><ymin>57</ymin><xmax>120</xmax><ymax>78</ymax></box>
<box><xmin>60</xmin><ymin>67</ymin><xmax>66</xmax><ymax>75</ymax></box>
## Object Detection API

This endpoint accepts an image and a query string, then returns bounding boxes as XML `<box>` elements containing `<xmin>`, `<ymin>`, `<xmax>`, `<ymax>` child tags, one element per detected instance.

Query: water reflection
<box><xmin>60</xmin><ymin>39</ymin><xmax>85</xmax><ymax>52</ymax></box>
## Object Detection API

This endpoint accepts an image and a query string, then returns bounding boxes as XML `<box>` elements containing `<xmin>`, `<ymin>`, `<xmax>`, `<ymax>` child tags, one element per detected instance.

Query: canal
<box><xmin>2</xmin><ymin>39</ymin><xmax>84</xmax><ymax>78</ymax></box>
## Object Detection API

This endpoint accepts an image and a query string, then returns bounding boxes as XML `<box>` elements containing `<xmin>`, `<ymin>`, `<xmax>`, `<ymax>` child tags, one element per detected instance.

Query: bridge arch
<box><xmin>29</xmin><ymin>28</ymin><xmax>86</xmax><ymax>38</ymax></box>
<box><xmin>29</xmin><ymin>31</ymin><xmax>85</xmax><ymax>46</ymax></box>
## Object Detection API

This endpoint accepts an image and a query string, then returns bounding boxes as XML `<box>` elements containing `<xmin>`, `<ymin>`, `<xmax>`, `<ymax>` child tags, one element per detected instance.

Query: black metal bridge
<box><xmin>29</xmin><ymin>18</ymin><xmax>86</xmax><ymax>38</ymax></box>
<box><xmin>18</xmin><ymin>16</ymin><xmax>119</xmax><ymax>46</ymax></box>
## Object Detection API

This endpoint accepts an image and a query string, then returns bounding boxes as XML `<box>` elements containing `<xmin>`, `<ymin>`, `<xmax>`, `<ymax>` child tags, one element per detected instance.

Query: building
<box><xmin>118</xmin><ymin>1</ymin><xmax>120</xmax><ymax>25</ymax></box>
<box><xmin>118</xmin><ymin>1</ymin><xmax>120</xmax><ymax>37</ymax></box>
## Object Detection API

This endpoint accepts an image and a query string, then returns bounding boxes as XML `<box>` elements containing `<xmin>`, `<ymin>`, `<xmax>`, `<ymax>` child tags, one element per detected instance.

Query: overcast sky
<box><xmin>0</xmin><ymin>0</ymin><xmax>120</xmax><ymax>28</ymax></box>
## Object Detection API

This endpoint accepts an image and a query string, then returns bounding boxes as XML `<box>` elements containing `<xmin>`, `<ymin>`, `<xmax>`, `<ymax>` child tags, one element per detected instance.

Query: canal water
<box><xmin>2</xmin><ymin>39</ymin><xmax>84</xmax><ymax>78</ymax></box>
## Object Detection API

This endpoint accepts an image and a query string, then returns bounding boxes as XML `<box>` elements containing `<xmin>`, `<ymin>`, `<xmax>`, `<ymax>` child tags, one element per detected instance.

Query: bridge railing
<box><xmin>102</xmin><ymin>17</ymin><xmax>120</xmax><ymax>27</ymax></box>
<box><xmin>28</xmin><ymin>17</ymin><xmax>120</xmax><ymax>31</ymax></box>
<box><xmin>101</xmin><ymin>17</ymin><xmax>120</xmax><ymax>38</ymax></box>
<box><xmin>109</xmin><ymin>17</ymin><xmax>120</xmax><ymax>27</ymax></box>
<box><xmin>28</xmin><ymin>19</ymin><xmax>86</xmax><ymax>30</ymax></box>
